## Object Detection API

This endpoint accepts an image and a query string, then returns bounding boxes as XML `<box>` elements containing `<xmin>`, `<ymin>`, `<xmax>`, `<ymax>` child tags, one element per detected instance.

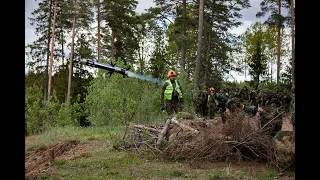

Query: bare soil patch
<box><xmin>25</xmin><ymin>139</ymin><xmax>100</xmax><ymax>180</ymax></box>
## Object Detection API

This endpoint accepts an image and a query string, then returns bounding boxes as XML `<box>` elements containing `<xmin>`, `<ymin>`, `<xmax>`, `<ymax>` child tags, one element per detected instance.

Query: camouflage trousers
<box><xmin>207</xmin><ymin>103</ymin><xmax>216</xmax><ymax>119</ymax></box>
<box><xmin>165</xmin><ymin>100</ymin><xmax>183</xmax><ymax>115</ymax></box>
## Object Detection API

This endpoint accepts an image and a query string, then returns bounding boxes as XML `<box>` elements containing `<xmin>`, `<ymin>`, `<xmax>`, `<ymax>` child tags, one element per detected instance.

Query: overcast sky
<box><xmin>25</xmin><ymin>0</ymin><xmax>269</xmax><ymax>81</ymax></box>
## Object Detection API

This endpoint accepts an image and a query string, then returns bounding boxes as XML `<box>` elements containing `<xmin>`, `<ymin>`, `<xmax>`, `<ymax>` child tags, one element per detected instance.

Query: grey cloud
<box><xmin>25</xmin><ymin>0</ymin><xmax>38</xmax><ymax>29</ymax></box>
<box><xmin>25</xmin><ymin>28</ymin><xmax>38</xmax><ymax>46</ymax></box>
<box><xmin>239</xmin><ymin>0</ymin><xmax>268</xmax><ymax>24</ymax></box>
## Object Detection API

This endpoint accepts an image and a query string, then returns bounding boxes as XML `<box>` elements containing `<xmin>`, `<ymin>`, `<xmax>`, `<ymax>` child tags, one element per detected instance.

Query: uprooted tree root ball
<box><xmin>114</xmin><ymin>111</ymin><xmax>294</xmax><ymax>173</ymax></box>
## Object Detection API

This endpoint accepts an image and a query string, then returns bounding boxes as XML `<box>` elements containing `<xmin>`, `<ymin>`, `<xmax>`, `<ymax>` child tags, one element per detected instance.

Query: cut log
<box><xmin>273</xmin><ymin>115</ymin><xmax>295</xmax><ymax>170</ymax></box>
<box><xmin>281</xmin><ymin>115</ymin><xmax>293</xmax><ymax>131</ymax></box>
<box><xmin>132</xmin><ymin>125</ymin><xmax>161</xmax><ymax>133</ymax></box>
<box><xmin>156</xmin><ymin>116</ymin><xmax>176</xmax><ymax>147</ymax></box>
<box><xmin>171</xmin><ymin>119</ymin><xmax>199</xmax><ymax>134</ymax></box>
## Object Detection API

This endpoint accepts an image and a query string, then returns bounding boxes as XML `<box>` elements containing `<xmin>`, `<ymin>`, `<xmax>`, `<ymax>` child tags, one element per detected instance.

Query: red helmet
<box><xmin>210</xmin><ymin>87</ymin><xmax>215</xmax><ymax>91</ymax></box>
<box><xmin>167</xmin><ymin>70</ymin><xmax>176</xmax><ymax>77</ymax></box>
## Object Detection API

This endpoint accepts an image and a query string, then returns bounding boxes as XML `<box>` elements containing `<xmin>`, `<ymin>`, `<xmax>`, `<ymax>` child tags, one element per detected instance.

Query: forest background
<box><xmin>25</xmin><ymin>0</ymin><xmax>295</xmax><ymax>136</ymax></box>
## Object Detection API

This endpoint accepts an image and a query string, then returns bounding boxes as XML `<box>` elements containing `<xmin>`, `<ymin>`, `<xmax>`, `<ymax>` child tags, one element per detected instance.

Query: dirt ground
<box><xmin>25</xmin><ymin>137</ymin><xmax>100</xmax><ymax>180</ymax></box>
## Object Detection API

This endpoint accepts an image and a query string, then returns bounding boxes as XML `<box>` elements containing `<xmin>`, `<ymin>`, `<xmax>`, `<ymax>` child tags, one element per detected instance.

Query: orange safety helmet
<box><xmin>167</xmin><ymin>70</ymin><xmax>177</xmax><ymax>77</ymax></box>
<box><xmin>210</xmin><ymin>87</ymin><xmax>215</xmax><ymax>92</ymax></box>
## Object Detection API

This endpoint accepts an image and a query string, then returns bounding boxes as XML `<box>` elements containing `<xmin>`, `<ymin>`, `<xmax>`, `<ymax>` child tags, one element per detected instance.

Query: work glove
<box><xmin>161</xmin><ymin>105</ymin><xmax>165</xmax><ymax>111</ymax></box>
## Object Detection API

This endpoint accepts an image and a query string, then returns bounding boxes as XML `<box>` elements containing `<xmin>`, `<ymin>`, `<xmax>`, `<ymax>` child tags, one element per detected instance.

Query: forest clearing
<box><xmin>25</xmin><ymin>0</ymin><xmax>295</xmax><ymax>179</ymax></box>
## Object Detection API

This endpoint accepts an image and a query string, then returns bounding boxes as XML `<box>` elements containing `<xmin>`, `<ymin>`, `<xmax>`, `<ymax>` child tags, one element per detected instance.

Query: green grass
<box><xmin>25</xmin><ymin>125</ymin><xmax>125</xmax><ymax>150</ymax></box>
<box><xmin>26</xmin><ymin>126</ymin><xmax>294</xmax><ymax>179</ymax></box>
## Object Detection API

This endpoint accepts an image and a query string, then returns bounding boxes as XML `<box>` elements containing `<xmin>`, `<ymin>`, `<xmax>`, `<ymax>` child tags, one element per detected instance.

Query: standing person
<box><xmin>239</xmin><ymin>86</ymin><xmax>249</xmax><ymax>103</ymax></box>
<box><xmin>160</xmin><ymin>70</ymin><xmax>184</xmax><ymax>115</ymax></box>
<box><xmin>207</xmin><ymin>87</ymin><xmax>217</xmax><ymax>119</ymax></box>
<box><xmin>193</xmin><ymin>92</ymin><xmax>203</xmax><ymax>117</ymax></box>
<box><xmin>201</xmin><ymin>89</ymin><xmax>209</xmax><ymax>117</ymax></box>
<box><xmin>250</xmin><ymin>89</ymin><xmax>258</xmax><ymax>106</ymax></box>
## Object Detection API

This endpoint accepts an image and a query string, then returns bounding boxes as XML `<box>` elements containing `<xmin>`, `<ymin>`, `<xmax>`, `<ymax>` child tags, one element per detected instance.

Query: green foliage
<box><xmin>25</xmin><ymin>0</ymin><xmax>294</xmax><ymax>136</ymax></box>
<box><xmin>256</xmin><ymin>0</ymin><xmax>289</xmax><ymax>28</ymax></box>
<box><xmin>50</xmin><ymin>63</ymin><xmax>93</xmax><ymax>104</ymax></box>
<box><xmin>55</xmin><ymin>102</ymin><xmax>80</xmax><ymax>127</ymax></box>
<box><xmin>25</xmin><ymin>86</ymin><xmax>59</xmax><ymax>135</ymax></box>
<box><xmin>281</xmin><ymin>59</ymin><xmax>292</xmax><ymax>85</ymax></box>
<box><xmin>258</xmin><ymin>81</ymin><xmax>291</xmax><ymax>92</ymax></box>
<box><xmin>25</xmin><ymin>85</ymin><xmax>86</xmax><ymax>136</ymax></box>
<box><xmin>243</xmin><ymin>22</ymin><xmax>269</xmax><ymax>87</ymax></box>
<box><xmin>178</xmin><ymin>68</ymin><xmax>194</xmax><ymax>112</ymax></box>
<box><xmin>52</xmin><ymin>66</ymin><xmax>69</xmax><ymax>103</ymax></box>
<box><xmin>25</xmin><ymin>71</ymin><xmax>46</xmax><ymax>91</ymax></box>
<box><xmin>85</xmin><ymin>59</ymin><xmax>165</xmax><ymax>126</ymax></box>
<box><xmin>100</xmin><ymin>0</ymin><xmax>139</xmax><ymax>63</ymax></box>
<box><xmin>221</xmin><ymin>81</ymin><xmax>239</xmax><ymax>91</ymax></box>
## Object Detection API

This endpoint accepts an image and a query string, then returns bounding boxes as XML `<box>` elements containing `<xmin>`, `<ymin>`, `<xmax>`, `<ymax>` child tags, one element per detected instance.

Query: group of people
<box><xmin>160</xmin><ymin>69</ymin><xmax>263</xmax><ymax>123</ymax></box>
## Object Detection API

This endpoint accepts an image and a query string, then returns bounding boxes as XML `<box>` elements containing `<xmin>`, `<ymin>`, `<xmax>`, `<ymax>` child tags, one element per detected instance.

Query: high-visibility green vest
<box><xmin>164</xmin><ymin>80</ymin><xmax>183</xmax><ymax>100</ymax></box>
<box><xmin>208</xmin><ymin>94</ymin><xmax>212</xmax><ymax>103</ymax></box>
<box><xmin>208</xmin><ymin>94</ymin><xmax>218</xmax><ymax>104</ymax></box>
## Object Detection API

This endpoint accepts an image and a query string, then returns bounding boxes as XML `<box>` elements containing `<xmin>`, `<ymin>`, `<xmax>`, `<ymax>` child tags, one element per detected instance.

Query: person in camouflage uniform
<box><xmin>193</xmin><ymin>89</ymin><xmax>209</xmax><ymax>117</ymax></box>
<box><xmin>239</xmin><ymin>86</ymin><xmax>249</xmax><ymax>103</ymax></box>
<box><xmin>193</xmin><ymin>91</ymin><xmax>204</xmax><ymax>117</ymax></box>
<box><xmin>257</xmin><ymin>89</ymin><xmax>266</xmax><ymax>106</ymax></box>
<box><xmin>207</xmin><ymin>87</ymin><xmax>217</xmax><ymax>119</ymax></box>
<box><xmin>213</xmin><ymin>93</ymin><xmax>230</xmax><ymax>123</ymax></box>
<box><xmin>250</xmin><ymin>89</ymin><xmax>258</xmax><ymax>106</ymax></box>
<box><xmin>160</xmin><ymin>70</ymin><xmax>184</xmax><ymax>115</ymax></box>
<box><xmin>233</xmin><ymin>87</ymin><xmax>241</xmax><ymax>98</ymax></box>
<box><xmin>222</xmin><ymin>88</ymin><xmax>230</xmax><ymax>98</ymax></box>
<box><xmin>202</xmin><ymin>89</ymin><xmax>209</xmax><ymax>117</ymax></box>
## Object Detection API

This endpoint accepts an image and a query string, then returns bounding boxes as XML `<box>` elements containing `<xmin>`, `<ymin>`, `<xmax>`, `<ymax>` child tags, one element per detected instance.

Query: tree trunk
<box><xmin>66</xmin><ymin>0</ymin><xmax>79</xmax><ymax>104</ymax></box>
<box><xmin>194</xmin><ymin>0</ymin><xmax>205</xmax><ymax>93</ymax></box>
<box><xmin>44</xmin><ymin>0</ymin><xmax>53</xmax><ymax>101</ymax></box>
<box><xmin>61</xmin><ymin>29</ymin><xmax>65</xmax><ymax>66</ymax></box>
<box><xmin>270</xmin><ymin>50</ymin><xmax>273</xmax><ymax>83</ymax></box>
<box><xmin>176</xmin><ymin>48</ymin><xmax>180</xmax><ymax>66</ymax></box>
<box><xmin>97</xmin><ymin>0</ymin><xmax>101</xmax><ymax>61</ymax></box>
<box><xmin>140</xmin><ymin>46</ymin><xmax>144</xmax><ymax>74</ymax></box>
<box><xmin>47</xmin><ymin>0</ymin><xmax>57</xmax><ymax>101</ymax></box>
<box><xmin>244</xmin><ymin>59</ymin><xmax>247</xmax><ymax>81</ymax></box>
<box><xmin>171</xmin><ymin>119</ymin><xmax>199</xmax><ymax>134</ymax></box>
<box><xmin>111</xmin><ymin>30</ymin><xmax>115</xmax><ymax>59</ymax></box>
<box><xmin>180</xmin><ymin>0</ymin><xmax>187</xmax><ymax>69</ymax></box>
<box><xmin>276</xmin><ymin>0</ymin><xmax>281</xmax><ymax>83</ymax></box>
<box><xmin>204</xmin><ymin>35</ymin><xmax>211</xmax><ymax>86</ymax></box>
<box><xmin>156</xmin><ymin>116</ymin><xmax>176</xmax><ymax>147</ymax></box>
<box><xmin>290</xmin><ymin>0</ymin><xmax>295</xmax><ymax>86</ymax></box>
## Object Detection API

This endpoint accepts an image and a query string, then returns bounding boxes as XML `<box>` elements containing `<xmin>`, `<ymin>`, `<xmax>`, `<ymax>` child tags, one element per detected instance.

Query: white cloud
<box><xmin>229</xmin><ymin>20</ymin><xmax>253</xmax><ymax>36</ymax></box>
<box><xmin>135</xmin><ymin>0</ymin><xmax>155</xmax><ymax>14</ymax></box>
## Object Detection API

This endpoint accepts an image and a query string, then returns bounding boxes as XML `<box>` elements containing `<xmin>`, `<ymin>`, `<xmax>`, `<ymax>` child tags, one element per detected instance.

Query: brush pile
<box><xmin>114</xmin><ymin>109</ymin><xmax>294</xmax><ymax>172</ymax></box>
